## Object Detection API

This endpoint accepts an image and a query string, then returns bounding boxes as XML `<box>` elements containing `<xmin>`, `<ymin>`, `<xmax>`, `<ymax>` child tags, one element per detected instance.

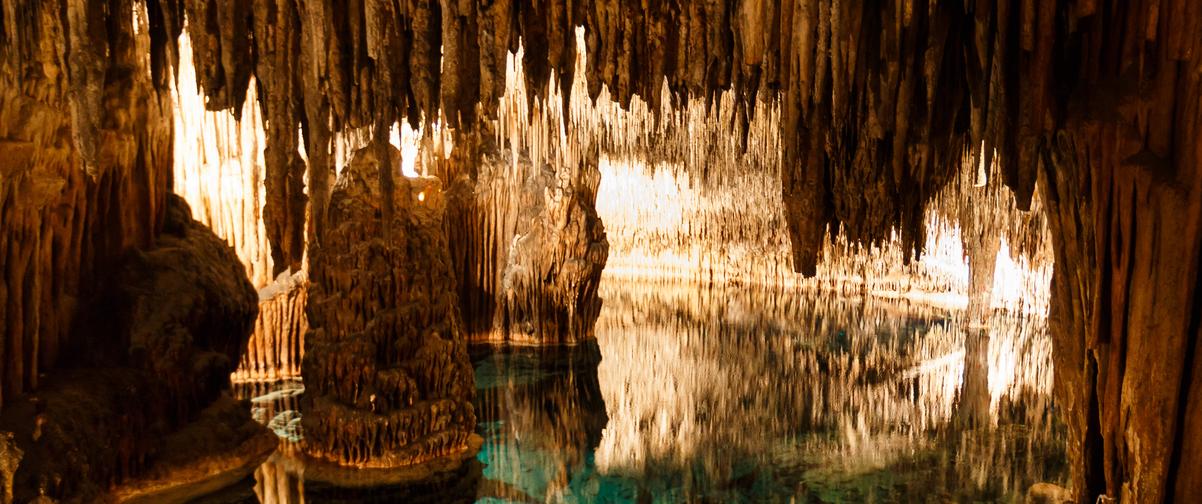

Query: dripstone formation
<box><xmin>302</xmin><ymin>144</ymin><xmax>476</xmax><ymax>469</ymax></box>
<box><xmin>1</xmin><ymin>2</ymin><xmax>269</xmax><ymax>500</ymax></box>
<box><xmin>1</xmin><ymin>0</ymin><xmax>1200</xmax><ymax>501</ymax></box>
<box><xmin>440</xmin><ymin>142</ymin><xmax>609</xmax><ymax>345</ymax></box>
<box><xmin>0</xmin><ymin>196</ymin><xmax>270</xmax><ymax>501</ymax></box>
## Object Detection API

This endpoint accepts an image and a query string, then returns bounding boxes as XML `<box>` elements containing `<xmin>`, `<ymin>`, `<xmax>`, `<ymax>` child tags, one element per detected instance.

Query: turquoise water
<box><xmin>204</xmin><ymin>281</ymin><xmax>1066</xmax><ymax>503</ymax></box>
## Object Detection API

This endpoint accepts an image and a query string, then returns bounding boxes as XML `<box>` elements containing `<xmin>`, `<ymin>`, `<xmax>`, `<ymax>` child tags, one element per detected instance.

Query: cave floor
<box><xmin>196</xmin><ymin>278</ymin><xmax>1067</xmax><ymax>503</ymax></box>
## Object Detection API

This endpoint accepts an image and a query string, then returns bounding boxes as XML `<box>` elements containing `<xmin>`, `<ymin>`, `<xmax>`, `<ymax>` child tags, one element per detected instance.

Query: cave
<box><xmin>0</xmin><ymin>0</ymin><xmax>1198</xmax><ymax>502</ymax></box>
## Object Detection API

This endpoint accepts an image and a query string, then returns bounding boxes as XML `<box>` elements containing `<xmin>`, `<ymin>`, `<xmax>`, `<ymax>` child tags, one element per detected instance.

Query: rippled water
<box><xmin>203</xmin><ymin>279</ymin><xmax>1066</xmax><ymax>503</ymax></box>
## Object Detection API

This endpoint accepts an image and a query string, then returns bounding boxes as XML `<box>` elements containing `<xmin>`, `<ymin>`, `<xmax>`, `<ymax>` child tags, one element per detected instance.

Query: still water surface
<box><xmin>205</xmin><ymin>279</ymin><xmax>1066</xmax><ymax>503</ymax></box>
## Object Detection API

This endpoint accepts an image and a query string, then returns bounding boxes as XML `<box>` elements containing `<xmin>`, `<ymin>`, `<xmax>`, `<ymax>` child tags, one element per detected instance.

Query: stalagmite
<box><xmin>301</xmin><ymin>143</ymin><xmax>477</xmax><ymax>470</ymax></box>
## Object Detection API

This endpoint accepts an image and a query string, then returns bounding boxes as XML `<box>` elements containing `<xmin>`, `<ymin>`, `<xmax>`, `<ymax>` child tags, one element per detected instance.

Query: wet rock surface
<box><xmin>302</xmin><ymin>144</ymin><xmax>477</xmax><ymax>469</ymax></box>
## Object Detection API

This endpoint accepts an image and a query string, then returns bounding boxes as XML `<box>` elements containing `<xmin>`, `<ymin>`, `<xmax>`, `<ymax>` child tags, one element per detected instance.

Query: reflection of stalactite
<box><xmin>955</xmin><ymin>329</ymin><xmax>993</xmax><ymax>428</ymax></box>
<box><xmin>594</xmin><ymin>279</ymin><xmax>1060</xmax><ymax>499</ymax></box>
<box><xmin>475</xmin><ymin>345</ymin><xmax>607</xmax><ymax>500</ymax></box>
<box><xmin>255</xmin><ymin>456</ymin><xmax>304</xmax><ymax>504</ymax></box>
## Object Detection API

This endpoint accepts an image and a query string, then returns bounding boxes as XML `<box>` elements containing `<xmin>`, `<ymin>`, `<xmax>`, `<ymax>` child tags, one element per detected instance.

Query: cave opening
<box><xmin>1</xmin><ymin>1</ymin><xmax>1200</xmax><ymax>503</ymax></box>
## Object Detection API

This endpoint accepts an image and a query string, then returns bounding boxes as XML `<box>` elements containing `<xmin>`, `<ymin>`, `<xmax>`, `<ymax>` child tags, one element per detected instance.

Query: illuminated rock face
<box><xmin>494</xmin><ymin>155</ymin><xmax>608</xmax><ymax>345</ymax></box>
<box><xmin>1</xmin><ymin>0</ymin><xmax>1199</xmax><ymax>501</ymax></box>
<box><xmin>302</xmin><ymin>144</ymin><xmax>476</xmax><ymax>468</ymax></box>
<box><xmin>443</xmin><ymin>149</ymin><xmax>609</xmax><ymax>345</ymax></box>
<box><xmin>234</xmin><ymin>271</ymin><xmax>309</xmax><ymax>382</ymax></box>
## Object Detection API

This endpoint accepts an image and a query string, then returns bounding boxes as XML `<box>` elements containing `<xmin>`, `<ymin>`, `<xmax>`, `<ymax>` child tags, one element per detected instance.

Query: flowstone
<box><xmin>302</xmin><ymin>144</ymin><xmax>478</xmax><ymax>470</ymax></box>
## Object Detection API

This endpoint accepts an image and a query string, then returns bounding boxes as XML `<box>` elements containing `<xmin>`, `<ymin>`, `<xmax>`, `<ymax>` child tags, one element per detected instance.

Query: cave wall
<box><xmin>0</xmin><ymin>0</ymin><xmax>172</xmax><ymax>409</ymax></box>
<box><xmin>2</xmin><ymin>0</ymin><xmax>1198</xmax><ymax>500</ymax></box>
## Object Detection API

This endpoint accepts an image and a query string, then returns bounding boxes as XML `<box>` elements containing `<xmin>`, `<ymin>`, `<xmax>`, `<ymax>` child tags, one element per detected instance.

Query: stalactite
<box><xmin>172</xmin><ymin>32</ymin><xmax>310</xmax><ymax>383</ymax></box>
<box><xmin>234</xmin><ymin>271</ymin><xmax>309</xmax><ymax>382</ymax></box>
<box><xmin>253</xmin><ymin>0</ymin><xmax>307</xmax><ymax>276</ymax></box>
<box><xmin>0</xmin><ymin>0</ymin><xmax>1197</xmax><ymax>499</ymax></box>
<box><xmin>172</xmin><ymin>32</ymin><xmax>275</xmax><ymax>289</ymax></box>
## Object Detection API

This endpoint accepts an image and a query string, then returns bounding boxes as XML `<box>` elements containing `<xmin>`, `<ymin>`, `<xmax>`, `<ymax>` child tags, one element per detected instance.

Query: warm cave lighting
<box><xmin>9</xmin><ymin>2</ymin><xmax>1191</xmax><ymax>503</ymax></box>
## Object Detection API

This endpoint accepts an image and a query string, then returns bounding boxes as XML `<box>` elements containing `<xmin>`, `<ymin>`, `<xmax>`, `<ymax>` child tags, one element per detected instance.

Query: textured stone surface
<box><xmin>441</xmin><ymin>145</ymin><xmax>608</xmax><ymax>345</ymax></box>
<box><xmin>0</xmin><ymin>0</ymin><xmax>172</xmax><ymax>410</ymax></box>
<box><xmin>234</xmin><ymin>271</ymin><xmax>309</xmax><ymax>382</ymax></box>
<box><xmin>0</xmin><ymin>195</ymin><xmax>264</xmax><ymax>501</ymax></box>
<box><xmin>302</xmin><ymin>144</ymin><xmax>476</xmax><ymax>468</ymax></box>
<box><xmin>1</xmin><ymin>0</ymin><xmax>1200</xmax><ymax>501</ymax></box>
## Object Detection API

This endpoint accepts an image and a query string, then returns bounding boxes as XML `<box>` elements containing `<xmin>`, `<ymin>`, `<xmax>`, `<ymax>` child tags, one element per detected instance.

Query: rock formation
<box><xmin>1</xmin><ymin>0</ymin><xmax>1199</xmax><ymax>500</ymax></box>
<box><xmin>440</xmin><ymin>143</ymin><xmax>608</xmax><ymax>345</ymax></box>
<box><xmin>0</xmin><ymin>2</ymin><xmax>271</xmax><ymax>500</ymax></box>
<box><xmin>0</xmin><ymin>0</ymin><xmax>172</xmax><ymax>412</ymax></box>
<box><xmin>234</xmin><ymin>271</ymin><xmax>310</xmax><ymax>382</ymax></box>
<box><xmin>301</xmin><ymin>144</ymin><xmax>477</xmax><ymax>470</ymax></box>
<box><xmin>170</xmin><ymin>32</ymin><xmax>311</xmax><ymax>383</ymax></box>
<box><xmin>0</xmin><ymin>196</ymin><xmax>270</xmax><ymax>501</ymax></box>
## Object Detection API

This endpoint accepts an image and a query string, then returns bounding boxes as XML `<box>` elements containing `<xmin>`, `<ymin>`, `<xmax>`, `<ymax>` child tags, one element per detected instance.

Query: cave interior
<box><xmin>0</xmin><ymin>0</ymin><xmax>1200</xmax><ymax>502</ymax></box>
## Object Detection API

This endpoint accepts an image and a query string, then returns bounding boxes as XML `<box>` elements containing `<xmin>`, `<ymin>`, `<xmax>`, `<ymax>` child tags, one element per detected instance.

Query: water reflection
<box><xmin>209</xmin><ymin>279</ymin><xmax>1064</xmax><ymax>502</ymax></box>
<box><xmin>473</xmin><ymin>345</ymin><xmax>611</xmax><ymax>502</ymax></box>
<box><xmin>590</xmin><ymin>280</ymin><xmax>1063</xmax><ymax>501</ymax></box>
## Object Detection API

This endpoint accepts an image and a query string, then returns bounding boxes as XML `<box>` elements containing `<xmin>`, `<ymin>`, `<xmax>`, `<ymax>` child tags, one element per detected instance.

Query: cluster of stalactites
<box><xmin>134</xmin><ymin>0</ymin><xmax>1187</xmax><ymax>280</ymax></box>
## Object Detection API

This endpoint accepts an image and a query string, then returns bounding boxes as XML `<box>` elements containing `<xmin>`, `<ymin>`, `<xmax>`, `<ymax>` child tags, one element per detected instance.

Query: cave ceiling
<box><xmin>10</xmin><ymin>0</ymin><xmax>1188</xmax><ymax>277</ymax></box>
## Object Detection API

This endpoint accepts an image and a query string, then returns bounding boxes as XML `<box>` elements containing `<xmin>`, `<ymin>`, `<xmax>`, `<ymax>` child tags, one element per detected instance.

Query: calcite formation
<box><xmin>302</xmin><ymin>144</ymin><xmax>476</xmax><ymax>468</ymax></box>
<box><xmin>0</xmin><ymin>0</ymin><xmax>1199</xmax><ymax>500</ymax></box>
<box><xmin>494</xmin><ymin>154</ymin><xmax>608</xmax><ymax>345</ymax></box>
<box><xmin>234</xmin><ymin>271</ymin><xmax>309</xmax><ymax>382</ymax></box>
<box><xmin>0</xmin><ymin>2</ymin><xmax>270</xmax><ymax>499</ymax></box>
<box><xmin>440</xmin><ymin>144</ymin><xmax>608</xmax><ymax>345</ymax></box>
<box><xmin>0</xmin><ymin>195</ymin><xmax>265</xmax><ymax>500</ymax></box>
<box><xmin>0</xmin><ymin>0</ymin><xmax>172</xmax><ymax>410</ymax></box>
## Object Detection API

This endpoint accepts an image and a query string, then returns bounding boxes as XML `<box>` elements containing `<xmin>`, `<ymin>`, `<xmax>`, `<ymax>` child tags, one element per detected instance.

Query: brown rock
<box><xmin>302</xmin><ymin>143</ymin><xmax>476</xmax><ymax>468</ymax></box>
